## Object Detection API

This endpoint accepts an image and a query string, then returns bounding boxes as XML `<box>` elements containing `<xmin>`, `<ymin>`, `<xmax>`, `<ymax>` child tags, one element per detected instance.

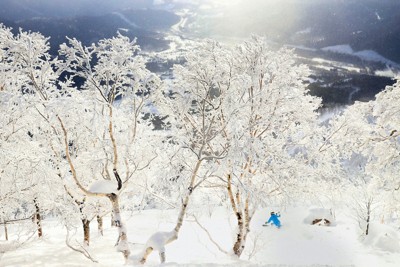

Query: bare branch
<box><xmin>65</xmin><ymin>227</ymin><xmax>98</xmax><ymax>263</ymax></box>
<box><xmin>191</xmin><ymin>215</ymin><xmax>228</xmax><ymax>255</ymax></box>
<box><xmin>57</xmin><ymin>115</ymin><xmax>106</xmax><ymax>197</ymax></box>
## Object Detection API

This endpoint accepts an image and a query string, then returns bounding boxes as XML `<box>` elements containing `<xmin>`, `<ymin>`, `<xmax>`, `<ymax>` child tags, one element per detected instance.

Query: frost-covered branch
<box><xmin>65</xmin><ymin>226</ymin><xmax>98</xmax><ymax>263</ymax></box>
<box><xmin>57</xmin><ymin>116</ymin><xmax>105</xmax><ymax>197</ymax></box>
<box><xmin>191</xmin><ymin>215</ymin><xmax>228</xmax><ymax>255</ymax></box>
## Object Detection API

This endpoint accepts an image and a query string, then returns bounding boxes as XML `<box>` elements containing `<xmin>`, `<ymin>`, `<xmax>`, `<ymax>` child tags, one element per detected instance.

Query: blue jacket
<box><xmin>267</xmin><ymin>214</ymin><xmax>281</xmax><ymax>227</ymax></box>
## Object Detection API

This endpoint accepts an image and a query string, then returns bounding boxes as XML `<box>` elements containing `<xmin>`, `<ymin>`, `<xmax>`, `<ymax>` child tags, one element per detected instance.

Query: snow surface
<box><xmin>321</xmin><ymin>44</ymin><xmax>399</xmax><ymax>67</ymax></box>
<box><xmin>354</xmin><ymin>50</ymin><xmax>395</xmax><ymax>65</ymax></box>
<box><xmin>322</xmin><ymin>44</ymin><xmax>354</xmax><ymax>55</ymax></box>
<box><xmin>311</xmin><ymin>57</ymin><xmax>361</xmax><ymax>73</ymax></box>
<box><xmin>1</xmin><ymin>206</ymin><xmax>400</xmax><ymax>266</ymax></box>
<box><xmin>375</xmin><ymin>68</ymin><xmax>398</xmax><ymax>78</ymax></box>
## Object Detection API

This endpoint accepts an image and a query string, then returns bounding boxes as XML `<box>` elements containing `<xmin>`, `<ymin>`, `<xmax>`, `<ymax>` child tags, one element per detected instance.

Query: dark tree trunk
<box><xmin>232</xmin><ymin>212</ymin><xmax>250</xmax><ymax>257</ymax></box>
<box><xmin>233</xmin><ymin>212</ymin><xmax>244</xmax><ymax>256</ymax></box>
<box><xmin>82</xmin><ymin>219</ymin><xmax>90</xmax><ymax>246</ymax></box>
<box><xmin>111</xmin><ymin>212</ymin><xmax>116</xmax><ymax>227</ymax></box>
<box><xmin>33</xmin><ymin>198</ymin><xmax>43</xmax><ymax>238</ymax></box>
<box><xmin>76</xmin><ymin>199</ymin><xmax>91</xmax><ymax>246</ymax></box>
<box><xmin>97</xmin><ymin>215</ymin><xmax>103</xmax><ymax>236</ymax></box>
<box><xmin>365</xmin><ymin>200</ymin><xmax>371</xmax><ymax>236</ymax></box>
<box><xmin>4</xmin><ymin>222</ymin><xmax>8</xmax><ymax>241</ymax></box>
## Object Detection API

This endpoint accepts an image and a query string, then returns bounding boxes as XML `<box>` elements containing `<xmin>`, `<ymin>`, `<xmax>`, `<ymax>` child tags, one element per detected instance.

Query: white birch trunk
<box><xmin>140</xmin><ymin>160</ymin><xmax>203</xmax><ymax>264</ymax></box>
<box><xmin>108</xmin><ymin>193</ymin><xmax>130</xmax><ymax>259</ymax></box>
<box><xmin>58</xmin><ymin>117</ymin><xmax>130</xmax><ymax>261</ymax></box>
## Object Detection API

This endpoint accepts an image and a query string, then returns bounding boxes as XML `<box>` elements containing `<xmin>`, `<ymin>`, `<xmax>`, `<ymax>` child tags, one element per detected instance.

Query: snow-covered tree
<box><xmin>218</xmin><ymin>36</ymin><xmax>321</xmax><ymax>257</ymax></box>
<box><xmin>313</xmin><ymin>100</ymin><xmax>372</xmax><ymax>234</ymax></box>
<box><xmin>318</xmin><ymin>78</ymin><xmax>400</xmax><ymax>236</ymax></box>
<box><xmin>140</xmin><ymin>36</ymin><xmax>322</xmax><ymax>262</ymax></box>
<box><xmin>0</xmin><ymin>24</ymin><xmax>64</xmax><ymax>239</ymax></box>
<box><xmin>55</xmin><ymin>33</ymin><xmax>161</xmax><ymax>260</ymax></box>
<box><xmin>365</xmin><ymin>79</ymin><xmax>400</xmax><ymax>200</ymax></box>
<box><xmin>354</xmin><ymin>79</ymin><xmax>400</xmax><ymax>229</ymax></box>
<box><xmin>139</xmin><ymin>40</ymin><xmax>234</xmax><ymax>264</ymax></box>
<box><xmin>0</xmin><ymin>24</ymin><xmax>162</xmax><ymax>261</ymax></box>
<box><xmin>0</xmin><ymin>91</ymin><xmax>34</xmax><ymax>239</ymax></box>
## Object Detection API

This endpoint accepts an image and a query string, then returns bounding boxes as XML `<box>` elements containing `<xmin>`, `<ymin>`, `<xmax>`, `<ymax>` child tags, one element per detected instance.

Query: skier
<box><xmin>264</xmin><ymin>211</ymin><xmax>281</xmax><ymax>228</ymax></box>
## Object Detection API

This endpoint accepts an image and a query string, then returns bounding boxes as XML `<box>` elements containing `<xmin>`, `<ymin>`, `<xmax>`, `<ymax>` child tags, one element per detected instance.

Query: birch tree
<box><xmin>365</xmin><ymin>79</ymin><xmax>400</xmax><ymax>203</ymax></box>
<box><xmin>0</xmin><ymin>24</ymin><xmax>64</xmax><ymax>239</ymax></box>
<box><xmin>347</xmin><ymin>79</ymin><xmax>400</xmax><ymax>228</ymax></box>
<box><xmin>219</xmin><ymin>37</ymin><xmax>321</xmax><ymax>257</ymax></box>
<box><xmin>139</xmin><ymin>40</ymin><xmax>234</xmax><ymax>264</ymax></box>
<box><xmin>0</xmin><ymin>24</ymin><xmax>161</xmax><ymax>261</ymax></box>
<box><xmin>139</xmin><ymin>36</ymin><xmax>323</xmax><ymax>262</ymax></box>
<box><xmin>55</xmin><ymin>33</ymin><xmax>161</xmax><ymax>261</ymax></box>
<box><xmin>317</xmin><ymin>79</ymin><xmax>400</xmax><ymax>235</ymax></box>
<box><xmin>0</xmin><ymin>90</ymin><xmax>34</xmax><ymax>239</ymax></box>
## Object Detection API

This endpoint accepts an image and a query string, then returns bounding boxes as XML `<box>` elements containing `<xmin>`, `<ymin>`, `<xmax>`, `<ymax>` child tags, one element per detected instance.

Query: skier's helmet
<box><xmin>271</xmin><ymin>211</ymin><xmax>275</xmax><ymax>215</ymax></box>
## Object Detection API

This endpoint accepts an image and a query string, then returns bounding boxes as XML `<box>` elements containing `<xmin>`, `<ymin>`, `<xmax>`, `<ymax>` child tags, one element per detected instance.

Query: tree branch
<box><xmin>57</xmin><ymin>115</ymin><xmax>106</xmax><ymax>197</ymax></box>
<box><xmin>65</xmin><ymin>227</ymin><xmax>98</xmax><ymax>263</ymax></box>
<box><xmin>191</xmin><ymin>215</ymin><xmax>228</xmax><ymax>255</ymax></box>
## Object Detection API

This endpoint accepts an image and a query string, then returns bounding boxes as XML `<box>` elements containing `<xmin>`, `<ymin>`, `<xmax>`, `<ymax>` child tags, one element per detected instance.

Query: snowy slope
<box><xmin>1</xmin><ymin>206</ymin><xmax>399</xmax><ymax>266</ymax></box>
<box><xmin>321</xmin><ymin>45</ymin><xmax>400</xmax><ymax>68</ymax></box>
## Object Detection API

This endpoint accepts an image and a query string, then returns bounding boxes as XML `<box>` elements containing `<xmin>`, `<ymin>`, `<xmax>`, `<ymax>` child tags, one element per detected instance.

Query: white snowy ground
<box><xmin>1</xmin><ymin>206</ymin><xmax>400</xmax><ymax>267</ymax></box>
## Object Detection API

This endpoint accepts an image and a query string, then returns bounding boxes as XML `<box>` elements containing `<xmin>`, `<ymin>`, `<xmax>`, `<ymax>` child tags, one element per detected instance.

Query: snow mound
<box><xmin>364</xmin><ymin>223</ymin><xmax>400</xmax><ymax>253</ymax></box>
<box><xmin>145</xmin><ymin>231</ymin><xmax>176</xmax><ymax>252</ymax></box>
<box><xmin>89</xmin><ymin>180</ymin><xmax>118</xmax><ymax>194</ymax></box>
<box><xmin>303</xmin><ymin>208</ymin><xmax>336</xmax><ymax>226</ymax></box>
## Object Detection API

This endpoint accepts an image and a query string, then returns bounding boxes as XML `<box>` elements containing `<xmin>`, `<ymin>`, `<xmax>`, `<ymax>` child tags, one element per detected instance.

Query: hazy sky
<box><xmin>1</xmin><ymin>0</ymin><xmax>393</xmax><ymax>21</ymax></box>
<box><xmin>1</xmin><ymin>0</ymin><xmax>399</xmax><ymax>62</ymax></box>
